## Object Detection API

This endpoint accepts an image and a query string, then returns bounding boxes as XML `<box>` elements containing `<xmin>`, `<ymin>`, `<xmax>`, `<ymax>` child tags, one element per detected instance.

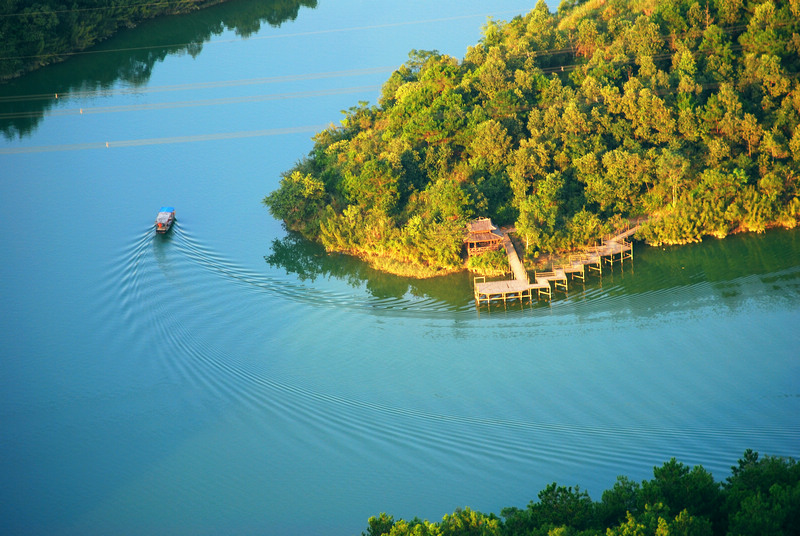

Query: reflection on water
<box><xmin>0</xmin><ymin>0</ymin><xmax>317</xmax><ymax>138</ymax></box>
<box><xmin>265</xmin><ymin>227</ymin><xmax>800</xmax><ymax>319</ymax></box>
<box><xmin>265</xmin><ymin>230</ymin><xmax>476</xmax><ymax>307</ymax></box>
<box><xmin>604</xmin><ymin>229</ymin><xmax>800</xmax><ymax>315</ymax></box>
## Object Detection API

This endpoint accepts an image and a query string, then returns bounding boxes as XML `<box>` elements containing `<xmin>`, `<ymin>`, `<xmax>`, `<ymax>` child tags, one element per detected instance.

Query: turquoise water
<box><xmin>1</xmin><ymin>2</ymin><xmax>798</xmax><ymax>535</ymax></box>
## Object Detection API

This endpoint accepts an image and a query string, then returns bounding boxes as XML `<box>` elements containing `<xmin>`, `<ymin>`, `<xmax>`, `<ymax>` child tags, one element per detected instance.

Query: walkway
<box><xmin>473</xmin><ymin>224</ymin><xmax>640</xmax><ymax>305</ymax></box>
<box><xmin>502</xmin><ymin>231</ymin><xmax>529</xmax><ymax>283</ymax></box>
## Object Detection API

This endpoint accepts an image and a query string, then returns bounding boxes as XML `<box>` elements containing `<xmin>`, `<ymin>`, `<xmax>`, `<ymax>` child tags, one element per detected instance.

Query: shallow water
<box><xmin>1</xmin><ymin>2</ymin><xmax>798</xmax><ymax>535</ymax></box>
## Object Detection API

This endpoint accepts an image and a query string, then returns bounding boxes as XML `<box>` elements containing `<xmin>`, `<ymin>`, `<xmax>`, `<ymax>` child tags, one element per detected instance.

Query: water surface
<box><xmin>1</xmin><ymin>2</ymin><xmax>798</xmax><ymax>535</ymax></box>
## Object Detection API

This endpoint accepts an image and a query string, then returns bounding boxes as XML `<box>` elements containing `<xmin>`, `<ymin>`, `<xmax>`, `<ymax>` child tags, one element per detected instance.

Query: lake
<box><xmin>1</xmin><ymin>1</ymin><xmax>798</xmax><ymax>535</ymax></box>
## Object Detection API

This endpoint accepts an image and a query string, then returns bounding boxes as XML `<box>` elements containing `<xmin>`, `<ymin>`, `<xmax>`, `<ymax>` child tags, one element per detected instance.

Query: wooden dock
<box><xmin>474</xmin><ymin>225</ymin><xmax>638</xmax><ymax>305</ymax></box>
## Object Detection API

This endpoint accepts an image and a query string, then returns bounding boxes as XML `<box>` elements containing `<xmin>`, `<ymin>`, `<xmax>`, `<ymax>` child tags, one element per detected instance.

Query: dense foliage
<box><xmin>0</xmin><ymin>0</ymin><xmax>234</xmax><ymax>80</ymax></box>
<box><xmin>360</xmin><ymin>450</ymin><xmax>800</xmax><ymax>536</ymax></box>
<box><xmin>264</xmin><ymin>0</ymin><xmax>800</xmax><ymax>274</ymax></box>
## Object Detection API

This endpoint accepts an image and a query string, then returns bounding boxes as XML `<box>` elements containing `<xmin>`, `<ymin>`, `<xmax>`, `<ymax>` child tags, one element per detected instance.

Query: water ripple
<box><xmin>170</xmin><ymin>224</ymin><xmax>475</xmax><ymax>318</ymax></box>
<box><xmin>105</xmin><ymin>225</ymin><xmax>800</xmax><ymax>327</ymax></box>
<box><xmin>96</xmin><ymin>225</ymin><xmax>800</xmax><ymax>480</ymax></box>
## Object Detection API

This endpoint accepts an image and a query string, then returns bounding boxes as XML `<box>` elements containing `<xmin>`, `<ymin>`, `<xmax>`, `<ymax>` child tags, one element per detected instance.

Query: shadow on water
<box><xmin>265</xmin><ymin>228</ymin><xmax>800</xmax><ymax>319</ymax></box>
<box><xmin>0</xmin><ymin>0</ymin><xmax>317</xmax><ymax>139</ymax></box>
<box><xmin>121</xmin><ymin>224</ymin><xmax>800</xmax><ymax>322</ymax></box>
<box><xmin>265</xmin><ymin>231</ymin><xmax>476</xmax><ymax>309</ymax></box>
<box><xmin>622</xmin><ymin>228</ymin><xmax>800</xmax><ymax>297</ymax></box>
<box><xmin>550</xmin><ymin>227</ymin><xmax>800</xmax><ymax>321</ymax></box>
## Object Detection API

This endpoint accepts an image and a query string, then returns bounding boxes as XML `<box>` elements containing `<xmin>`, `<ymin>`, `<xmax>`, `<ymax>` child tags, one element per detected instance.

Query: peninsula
<box><xmin>264</xmin><ymin>0</ymin><xmax>800</xmax><ymax>277</ymax></box>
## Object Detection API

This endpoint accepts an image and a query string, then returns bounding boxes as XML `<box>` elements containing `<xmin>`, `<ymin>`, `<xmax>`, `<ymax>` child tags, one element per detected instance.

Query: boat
<box><xmin>155</xmin><ymin>207</ymin><xmax>175</xmax><ymax>233</ymax></box>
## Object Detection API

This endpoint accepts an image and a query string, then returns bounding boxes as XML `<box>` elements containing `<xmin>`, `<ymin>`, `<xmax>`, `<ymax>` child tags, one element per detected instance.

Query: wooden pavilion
<box><xmin>464</xmin><ymin>218</ymin><xmax>504</xmax><ymax>257</ymax></box>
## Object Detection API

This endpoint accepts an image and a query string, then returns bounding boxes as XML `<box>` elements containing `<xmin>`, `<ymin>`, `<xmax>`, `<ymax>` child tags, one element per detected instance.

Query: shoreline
<box><xmin>320</xmin><ymin>218</ymin><xmax>799</xmax><ymax>280</ymax></box>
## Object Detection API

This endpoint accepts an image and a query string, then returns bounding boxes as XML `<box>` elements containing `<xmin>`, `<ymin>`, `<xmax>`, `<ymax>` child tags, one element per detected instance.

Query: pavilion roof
<box><xmin>467</xmin><ymin>218</ymin><xmax>497</xmax><ymax>234</ymax></box>
<box><xmin>464</xmin><ymin>218</ymin><xmax>503</xmax><ymax>244</ymax></box>
<box><xmin>465</xmin><ymin>231</ymin><xmax>503</xmax><ymax>243</ymax></box>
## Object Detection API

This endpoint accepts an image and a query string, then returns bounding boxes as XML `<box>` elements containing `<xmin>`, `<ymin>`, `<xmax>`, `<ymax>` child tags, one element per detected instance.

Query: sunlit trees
<box><xmin>262</xmin><ymin>171</ymin><xmax>327</xmax><ymax>237</ymax></box>
<box><xmin>605</xmin><ymin>504</ymin><xmax>712</xmax><ymax>536</ymax></box>
<box><xmin>266</xmin><ymin>0</ymin><xmax>800</xmax><ymax>274</ymax></box>
<box><xmin>361</xmin><ymin>451</ymin><xmax>798</xmax><ymax>536</ymax></box>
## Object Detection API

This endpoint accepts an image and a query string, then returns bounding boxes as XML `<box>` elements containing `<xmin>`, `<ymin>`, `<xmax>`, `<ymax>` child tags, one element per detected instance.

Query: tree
<box><xmin>262</xmin><ymin>171</ymin><xmax>327</xmax><ymax>237</ymax></box>
<box><xmin>639</xmin><ymin>459</ymin><xmax>720</xmax><ymax>522</ymax></box>
<box><xmin>468</xmin><ymin>120</ymin><xmax>512</xmax><ymax>174</ymax></box>
<box><xmin>528</xmin><ymin>483</ymin><xmax>596</xmax><ymax>530</ymax></box>
<box><xmin>439</xmin><ymin>507</ymin><xmax>502</xmax><ymax>536</ymax></box>
<box><xmin>364</xmin><ymin>512</ymin><xmax>395</xmax><ymax>536</ymax></box>
<box><xmin>673</xmin><ymin>47</ymin><xmax>700</xmax><ymax>96</ymax></box>
<box><xmin>716</xmin><ymin>0</ymin><xmax>743</xmax><ymax>25</ymax></box>
<box><xmin>576</xmin><ymin>19</ymin><xmax>604</xmax><ymax>58</ymax></box>
<box><xmin>625</xmin><ymin>15</ymin><xmax>663</xmax><ymax>58</ymax></box>
<box><xmin>606</xmin><ymin>504</ymin><xmax>711</xmax><ymax>536</ymax></box>
<box><xmin>341</xmin><ymin>159</ymin><xmax>402</xmax><ymax>217</ymax></box>
<box><xmin>264</xmin><ymin>0</ymin><xmax>800</xmax><ymax>272</ymax></box>
<box><xmin>655</xmin><ymin>150</ymin><xmax>690</xmax><ymax>208</ymax></box>
<box><xmin>599</xmin><ymin>476</ymin><xmax>642</xmax><ymax>527</ymax></box>
<box><xmin>739</xmin><ymin>113</ymin><xmax>763</xmax><ymax>157</ymax></box>
<box><xmin>722</xmin><ymin>450</ymin><xmax>800</xmax><ymax>536</ymax></box>
<box><xmin>738</xmin><ymin>1</ymin><xmax>783</xmax><ymax>57</ymax></box>
<box><xmin>474</xmin><ymin>48</ymin><xmax>514</xmax><ymax>101</ymax></box>
<box><xmin>698</xmin><ymin>24</ymin><xmax>735</xmax><ymax>83</ymax></box>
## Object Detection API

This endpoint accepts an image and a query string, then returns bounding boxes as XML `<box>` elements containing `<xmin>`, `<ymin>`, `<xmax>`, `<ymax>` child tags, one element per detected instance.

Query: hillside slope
<box><xmin>264</xmin><ymin>0</ymin><xmax>800</xmax><ymax>275</ymax></box>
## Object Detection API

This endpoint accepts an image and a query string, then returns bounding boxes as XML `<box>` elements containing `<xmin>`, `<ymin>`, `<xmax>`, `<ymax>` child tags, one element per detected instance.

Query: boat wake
<box><xmin>91</xmin><ymin>223</ymin><xmax>800</xmax><ymax>501</ymax></box>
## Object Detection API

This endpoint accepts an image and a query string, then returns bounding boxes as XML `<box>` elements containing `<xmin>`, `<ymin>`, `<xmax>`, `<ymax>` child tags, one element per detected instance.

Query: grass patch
<box><xmin>466</xmin><ymin>249</ymin><xmax>509</xmax><ymax>276</ymax></box>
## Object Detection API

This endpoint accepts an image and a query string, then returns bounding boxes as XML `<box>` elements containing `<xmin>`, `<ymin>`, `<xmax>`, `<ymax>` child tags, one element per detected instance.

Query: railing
<box><xmin>467</xmin><ymin>243</ymin><xmax>503</xmax><ymax>256</ymax></box>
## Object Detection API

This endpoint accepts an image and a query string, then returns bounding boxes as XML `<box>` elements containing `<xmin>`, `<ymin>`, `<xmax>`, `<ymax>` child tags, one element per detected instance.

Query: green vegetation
<box><xmin>360</xmin><ymin>450</ymin><xmax>800</xmax><ymax>536</ymax></box>
<box><xmin>466</xmin><ymin>248</ymin><xmax>510</xmax><ymax>276</ymax></box>
<box><xmin>264</xmin><ymin>0</ymin><xmax>800</xmax><ymax>276</ymax></box>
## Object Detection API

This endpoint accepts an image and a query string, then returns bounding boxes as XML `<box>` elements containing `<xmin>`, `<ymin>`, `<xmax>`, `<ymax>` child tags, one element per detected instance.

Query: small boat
<box><xmin>155</xmin><ymin>207</ymin><xmax>175</xmax><ymax>233</ymax></box>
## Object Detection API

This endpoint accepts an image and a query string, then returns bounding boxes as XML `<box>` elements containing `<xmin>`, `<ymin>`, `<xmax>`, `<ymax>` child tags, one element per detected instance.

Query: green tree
<box><xmin>599</xmin><ymin>476</ymin><xmax>642</xmax><ymax>528</ymax></box>
<box><xmin>606</xmin><ymin>504</ymin><xmax>711</xmax><ymax>536</ymax></box>
<box><xmin>439</xmin><ymin>507</ymin><xmax>502</xmax><ymax>536</ymax></box>
<box><xmin>738</xmin><ymin>1</ymin><xmax>784</xmax><ymax>56</ymax></box>
<box><xmin>722</xmin><ymin>450</ymin><xmax>800</xmax><ymax>536</ymax></box>
<box><xmin>529</xmin><ymin>483</ymin><xmax>596</xmax><ymax>531</ymax></box>
<box><xmin>262</xmin><ymin>171</ymin><xmax>327</xmax><ymax>237</ymax></box>
<box><xmin>364</xmin><ymin>512</ymin><xmax>395</xmax><ymax>536</ymax></box>
<box><xmin>639</xmin><ymin>459</ymin><xmax>720</xmax><ymax>522</ymax></box>
<box><xmin>655</xmin><ymin>150</ymin><xmax>690</xmax><ymax>208</ymax></box>
<box><xmin>575</xmin><ymin>18</ymin><xmax>605</xmax><ymax>59</ymax></box>
<box><xmin>341</xmin><ymin>159</ymin><xmax>402</xmax><ymax>216</ymax></box>
<box><xmin>468</xmin><ymin>120</ymin><xmax>513</xmax><ymax>174</ymax></box>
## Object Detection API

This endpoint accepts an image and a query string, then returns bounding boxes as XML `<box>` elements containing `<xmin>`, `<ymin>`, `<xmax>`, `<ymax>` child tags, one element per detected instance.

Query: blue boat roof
<box><xmin>159</xmin><ymin>206</ymin><xmax>174</xmax><ymax>212</ymax></box>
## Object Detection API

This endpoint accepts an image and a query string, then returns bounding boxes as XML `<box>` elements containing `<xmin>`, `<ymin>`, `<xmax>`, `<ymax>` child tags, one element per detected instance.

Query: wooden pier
<box><xmin>474</xmin><ymin>225</ymin><xmax>637</xmax><ymax>305</ymax></box>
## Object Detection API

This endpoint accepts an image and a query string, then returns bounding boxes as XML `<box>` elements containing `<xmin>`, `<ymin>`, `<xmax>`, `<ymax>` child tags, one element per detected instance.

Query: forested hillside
<box><xmin>358</xmin><ymin>450</ymin><xmax>800</xmax><ymax>536</ymax></box>
<box><xmin>265</xmin><ymin>0</ymin><xmax>800</xmax><ymax>276</ymax></box>
<box><xmin>0</xmin><ymin>0</ymin><xmax>233</xmax><ymax>79</ymax></box>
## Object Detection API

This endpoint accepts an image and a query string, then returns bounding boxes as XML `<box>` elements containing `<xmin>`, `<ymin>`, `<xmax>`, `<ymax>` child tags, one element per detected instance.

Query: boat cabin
<box><xmin>155</xmin><ymin>207</ymin><xmax>175</xmax><ymax>233</ymax></box>
<box><xmin>464</xmin><ymin>218</ymin><xmax>503</xmax><ymax>256</ymax></box>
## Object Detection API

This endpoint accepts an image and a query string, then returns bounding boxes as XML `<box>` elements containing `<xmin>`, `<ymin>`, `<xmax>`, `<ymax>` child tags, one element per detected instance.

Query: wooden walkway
<box><xmin>474</xmin><ymin>225</ymin><xmax>638</xmax><ymax>305</ymax></box>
